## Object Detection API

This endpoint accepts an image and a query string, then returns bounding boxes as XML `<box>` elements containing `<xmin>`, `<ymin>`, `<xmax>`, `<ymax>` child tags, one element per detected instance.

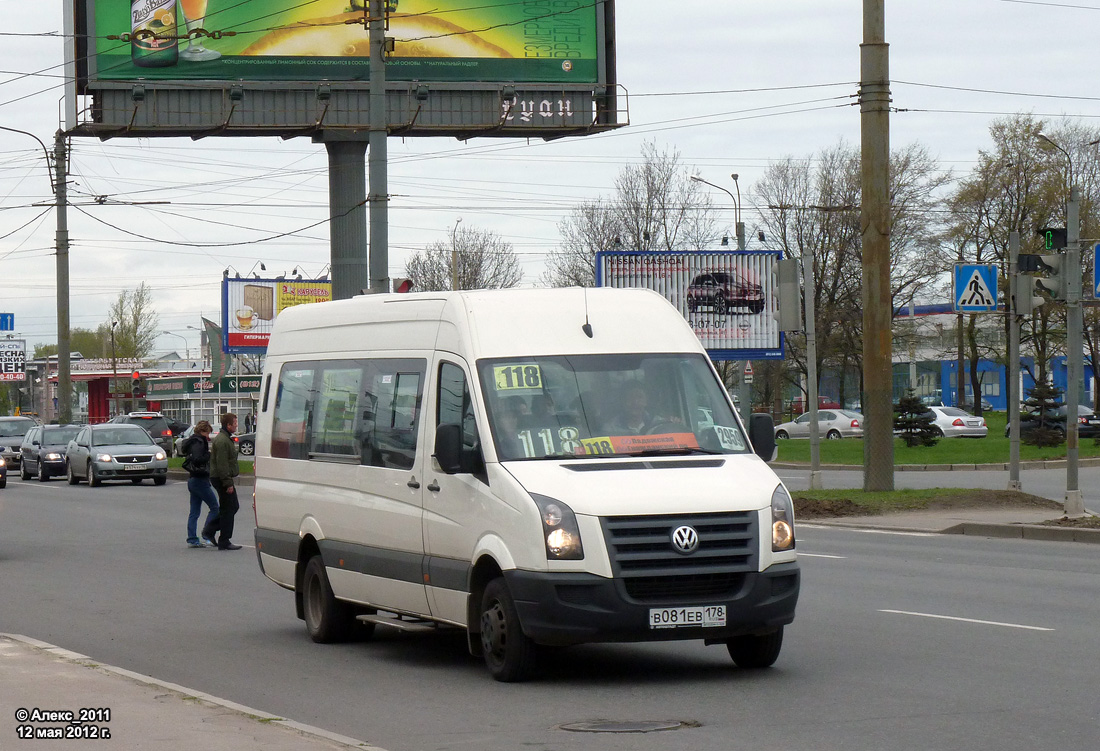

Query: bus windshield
<box><xmin>477</xmin><ymin>353</ymin><xmax>749</xmax><ymax>460</ymax></box>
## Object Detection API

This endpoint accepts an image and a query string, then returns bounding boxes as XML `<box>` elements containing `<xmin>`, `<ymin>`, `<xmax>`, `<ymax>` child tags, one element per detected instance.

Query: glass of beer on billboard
<box><xmin>180</xmin><ymin>0</ymin><xmax>221</xmax><ymax>61</ymax></box>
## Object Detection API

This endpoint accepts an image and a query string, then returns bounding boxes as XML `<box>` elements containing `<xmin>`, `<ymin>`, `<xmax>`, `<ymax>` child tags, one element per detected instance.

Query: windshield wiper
<box><xmin>624</xmin><ymin>447</ymin><xmax>726</xmax><ymax>457</ymax></box>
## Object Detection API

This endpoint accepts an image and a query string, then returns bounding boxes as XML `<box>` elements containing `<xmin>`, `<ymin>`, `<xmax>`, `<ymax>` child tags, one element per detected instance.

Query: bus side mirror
<box><xmin>434</xmin><ymin>423</ymin><xmax>463</xmax><ymax>474</ymax></box>
<box><xmin>749</xmin><ymin>413</ymin><xmax>777</xmax><ymax>462</ymax></box>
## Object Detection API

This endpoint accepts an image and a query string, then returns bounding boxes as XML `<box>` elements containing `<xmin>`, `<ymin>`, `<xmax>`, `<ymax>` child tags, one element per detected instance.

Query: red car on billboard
<box><xmin>686</xmin><ymin>271</ymin><xmax>766</xmax><ymax>315</ymax></box>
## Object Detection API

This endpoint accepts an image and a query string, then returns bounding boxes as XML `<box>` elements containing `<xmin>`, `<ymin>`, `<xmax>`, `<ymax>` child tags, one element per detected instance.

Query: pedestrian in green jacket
<box><xmin>205</xmin><ymin>412</ymin><xmax>242</xmax><ymax>550</ymax></box>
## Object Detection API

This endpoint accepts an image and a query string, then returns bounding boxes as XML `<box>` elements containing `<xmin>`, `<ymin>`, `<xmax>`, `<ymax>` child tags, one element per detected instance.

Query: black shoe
<box><xmin>219</xmin><ymin>543</ymin><xmax>243</xmax><ymax>550</ymax></box>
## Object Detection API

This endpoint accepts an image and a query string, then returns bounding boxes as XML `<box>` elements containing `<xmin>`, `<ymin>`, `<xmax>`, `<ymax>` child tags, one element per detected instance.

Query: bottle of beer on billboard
<box><xmin>131</xmin><ymin>0</ymin><xmax>179</xmax><ymax>67</ymax></box>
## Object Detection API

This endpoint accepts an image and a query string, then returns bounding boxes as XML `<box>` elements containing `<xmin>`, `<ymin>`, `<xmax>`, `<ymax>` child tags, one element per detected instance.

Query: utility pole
<box><xmin>54</xmin><ymin>130</ymin><xmax>72</xmax><ymax>424</ymax></box>
<box><xmin>860</xmin><ymin>0</ymin><xmax>894</xmax><ymax>490</ymax></box>
<box><xmin>1007</xmin><ymin>232</ymin><xmax>1022</xmax><ymax>491</ymax></box>
<box><xmin>367</xmin><ymin>0</ymin><xmax>389</xmax><ymax>295</ymax></box>
<box><xmin>804</xmin><ymin>236</ymin><xmax>822</xmax><ymax>489</ymax></box>
<box><xmin>1065</xmin><ymin>187</ymin><xmax>1084</xmax><ymax>515</ymax></box>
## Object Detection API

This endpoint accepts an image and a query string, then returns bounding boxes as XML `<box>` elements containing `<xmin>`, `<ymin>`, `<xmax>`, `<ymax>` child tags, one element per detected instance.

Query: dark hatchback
<box><xmin>108</xmin><ymin>412</ymin><xmax>174</xmax><ymax>453</ymax></box>
<box><xmin>1007</xmin><ymin>404</ymin><xmax>1100</xmax><ymax>438</ymax></box>
<box><xmin>20</xmin><ymin>424</ymin><xmax>81</xmax><ymax>481</ymax></box>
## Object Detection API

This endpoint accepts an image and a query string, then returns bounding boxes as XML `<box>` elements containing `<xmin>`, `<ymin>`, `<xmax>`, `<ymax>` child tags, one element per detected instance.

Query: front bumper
<box><xmin>503</xmin><ymin>562</ymin><xmax>800</xmax><ymax>647</ymax></box>
<box><xmin>91</xmin><ymin>462</ymin><xmax>169</xmax><ymax>480</ymax></box>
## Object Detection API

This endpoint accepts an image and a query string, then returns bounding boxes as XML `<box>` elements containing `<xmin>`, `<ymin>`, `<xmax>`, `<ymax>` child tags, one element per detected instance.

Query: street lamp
<box><xmin>690</xmin><ymin>175</ymin><xmax>745</xmax><ymax>250</ymax></box>
<box><xmin>451</xmin><ymin>217</ymin><xmax>463</xmax><ymax>290</ymax></box>
<box><xmin>162</xmin><ymin>330</ymin><xmax>189</xmax><ymax>361</ymax></box>
<box><xmin>187</xmin><ymin>325</ymin><xmax>205</xmax><ymax>370</ymax></box>
<box><xmin>1035</xmin><ymin>131</ymin><xmax>1085</xmax><ymax>516</ymax></box>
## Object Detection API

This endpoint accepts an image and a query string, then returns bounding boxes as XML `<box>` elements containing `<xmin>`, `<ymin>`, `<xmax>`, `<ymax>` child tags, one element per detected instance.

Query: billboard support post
<box><xmin>326</xmin><ymin>141</ymin><xmax>369</xmax><ymax>301</ymax></box>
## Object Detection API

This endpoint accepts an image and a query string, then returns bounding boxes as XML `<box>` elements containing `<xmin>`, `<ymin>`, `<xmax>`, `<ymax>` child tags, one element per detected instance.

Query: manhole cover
<box><xmin>560</xmin><ymin>720</ymin><xmax>687</xmax><ymax>733</ymax></box>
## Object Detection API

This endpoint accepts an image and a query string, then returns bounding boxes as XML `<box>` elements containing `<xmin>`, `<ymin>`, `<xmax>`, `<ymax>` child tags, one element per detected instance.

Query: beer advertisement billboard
<box><xmin>81</xmin><ymin>0</ymin><xmax>605</xmax><ymax>84</ymax></box>
<box><xmin>596</xmin><ymin>251</ymin><xmax>785</xmax><ymax>360</ymax></box>
<box><xmin>0</xmin><ymin>339</ymin><xmax>27</xmax><ymax>382</ymax></box>
<box><xmin>221</xmin><ymin>277</ymin><xmax>332</xmax><ymax>353</ymax></box>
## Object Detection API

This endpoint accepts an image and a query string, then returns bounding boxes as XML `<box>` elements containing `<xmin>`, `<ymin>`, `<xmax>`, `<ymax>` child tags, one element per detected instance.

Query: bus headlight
<box><xmin>531</xmin><ymin>494</ymin><xmax>584</xmax><ymax>560</ymax></box>
<box><xmin>771</xmin><ymin>484</ymin><xmax>796</xmax><ymax>552</ymax></box>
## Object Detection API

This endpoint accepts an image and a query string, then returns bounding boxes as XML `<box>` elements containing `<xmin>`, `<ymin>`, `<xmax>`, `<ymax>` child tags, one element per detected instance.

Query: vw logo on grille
<box><xmin>671</xmin><ymin>525</ymin><xmax>699</xmax><ymax>555</ymax></box>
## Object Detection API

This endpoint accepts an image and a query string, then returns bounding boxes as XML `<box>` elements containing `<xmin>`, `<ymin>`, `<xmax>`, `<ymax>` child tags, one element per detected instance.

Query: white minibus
<box><xmin>253</xmin><ymin>287</ymin><xmax>799</xmax><ymax>681</ymax></box>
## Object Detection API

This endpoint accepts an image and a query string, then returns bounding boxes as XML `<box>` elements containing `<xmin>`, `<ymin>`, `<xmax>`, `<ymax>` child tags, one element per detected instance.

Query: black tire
<box><xmin>239</xmin><ymin>440</ymin><xmax>255</xmax><ymax>457</ymax></box>
<box><xmin>0</xmin><ymin>476</ymin><xmax>5</xmax><ymax>489</ymax></box>
<box><xmin>38</xmin><ymin>461</ymin><xmax>48</xmax><ymax>482</ymax></box>
<box><xmin>715</xmin><ymin>295</ymin><xmax>728</xmax><ymax>316</ymax></box>
<box><xmin>67</xmin><ymin>461</ymin><xmax>79</xmax><ymax>485</ymax></box>
<box><xmin>727</xmin><ymin>627</ymin><xmax>783</xmax><ymax>669</ymax></box>
<box><xmin>302</xmin><ymin>555</ymin><xmax>358</xmax><ymax>643</ymax></box>
<box><xmin>88</xmin><ymin>462</ymin><xmax>101</xmax><ymax>488</ymax></box>
<box><xmin>153</xmin><ymin>476</ymin><xmax>166</xmax><ymax>486</ymax></box>
<box><xmin>933</xmin><ymin>426</ymin><xmax>945</xmax><ymax>438</ymax></box>
<box><xmin>775</xmin><ymin>430</ymin><xmax>789</xmax><ymax>440</ymax></box>
<box><xmin>826</xmin><ymin>430</ymin><xmax>842</xmax><ymax>440</ymax></box>
<box><xmin>20</xmin><ymin>461</ymin><xmax>30</xmax><ymax>481</ymax></box>
<box><xmin>479</xmin><ymin>577</ymin><xmax>537</xmax><ymax>682</ymax></box>
<box><xmin>749</xmin><ymin>299</ymin><xmax>766</xmax><ymax>314</ymax></box>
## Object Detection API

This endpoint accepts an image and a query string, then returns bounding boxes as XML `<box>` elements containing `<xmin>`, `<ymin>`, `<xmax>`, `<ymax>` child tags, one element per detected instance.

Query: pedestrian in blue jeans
<box><xmin>182</xmin><ymin>420</ymin><xmax>220</xmax><ymax>548</ymax></box>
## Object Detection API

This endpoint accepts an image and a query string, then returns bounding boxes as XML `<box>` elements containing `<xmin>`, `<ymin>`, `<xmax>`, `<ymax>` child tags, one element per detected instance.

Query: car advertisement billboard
<box><xmin>82</xmin><ymin>0</ymin><xmax>605</xmax><ymax>84</ymax></box>
<box><xmin>221</xmin><ymin>277</ymin><xmax>332</xmax><ymax>353</ymax></box>
<box><xmin>0</xmin><ymin>339</ymin><xmax>27</xmax><ymax>382</ymax></box>
<box><xmin>596</xmin><ymin>251</ymin><xmax>784</xmax><ymax>360</ymax></box>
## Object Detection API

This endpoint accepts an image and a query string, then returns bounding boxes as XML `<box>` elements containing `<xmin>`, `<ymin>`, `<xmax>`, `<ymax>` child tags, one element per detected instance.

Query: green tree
<box><xmin>108</xmin><ymin>283</ymin><xmax>159</xmax><ymax>359</ymax></box>
<box><xmin>1021</xmin><ymin>381</ymin><xmax>1064</xmax><ymax>448</ymax></box>
<box><xmin>893</xmin><ymin>389</ymin><xmax>939</xmax><ymax>447</ymax></box>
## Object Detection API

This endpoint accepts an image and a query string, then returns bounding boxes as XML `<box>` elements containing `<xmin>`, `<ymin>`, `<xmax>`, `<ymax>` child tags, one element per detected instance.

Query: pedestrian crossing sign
<box><xmin>954</xmin><ymin>264</ymin><xmax>999</xmax><ymax>313</ymax></box>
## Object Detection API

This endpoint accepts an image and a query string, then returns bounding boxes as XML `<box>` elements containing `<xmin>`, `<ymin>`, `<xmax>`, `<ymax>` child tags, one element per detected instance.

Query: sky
<box><xmin>0</xmin><ymin>0</ymin><xmax>1095</xmax><ymax>357</ymax></box>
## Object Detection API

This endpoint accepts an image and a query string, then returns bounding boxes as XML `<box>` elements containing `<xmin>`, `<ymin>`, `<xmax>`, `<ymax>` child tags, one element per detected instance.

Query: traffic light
<box><xmin>1034</xmin><ymin>254</ymin><xmax>1067</xmax><ymax>300</ymax></box>
<box><xmin>1038</xmin><ymin>227</ymin><xmax>1067</xmax><ymax>251</ymax></box>
<box><xmin>1013</xmin><ymin>273</ymin><xmax>1044</xmax><ymax>316</ymax></box>
<box><xmin>392</xmin><ymin>278</ymin><xmax>414</xmax><ymax>293</ymax></box>
<box><xmin>131</xmin><ymin>371</ymin><xmax>141</xmax><ymax>391</ymax></box>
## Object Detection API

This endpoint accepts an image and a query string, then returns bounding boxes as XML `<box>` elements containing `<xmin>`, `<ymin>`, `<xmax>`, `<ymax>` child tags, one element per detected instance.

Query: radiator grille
<box><xmin>602</xmin><ymin>512</ymin><xmax>757</xmax><ymax>602</ymax></box>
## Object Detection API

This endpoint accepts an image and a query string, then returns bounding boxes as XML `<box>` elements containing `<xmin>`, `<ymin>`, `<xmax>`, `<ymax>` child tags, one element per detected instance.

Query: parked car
<box><xmin>20</xmin><ymin>424</ymin><xmax>81</xmax><ymax>481</ymax></box>
<box><xmin>173</xmin><ymin>425</ymin><xmax>195</xmax><ymax>457</ymax></box>
<box><xmin>0</xmin><ymin>415</ymin><xmax>38</xmax><ymax>470</ymax></box>
<box><xmin>236</xmin><ymin>432</ymin><xmax>255</xmax><ymax>457</ymax></box>
<box><xmin>685</xmin><ymin>271</ymin><xmax>766</xmax><ymax>315</ymax></box>
<box><xmin>923</xmin><ymin>406</ymin><xmax>987</xmax><ymax>438</ymax></box>
<box><xmin>1007</xmin><ymin>404</ymin><xmax>1100</xmax><ymax>439</ymax></box>
<box><xmin>166</xmin><ymin>418</ymin><xmax>190</xmax><ymax>437</ymax></box>
<box><xmin>108</xmin><ymin>411</ymin><xmax>174</xmax><ymax>453</ymax></box>
<box><xmin>775</xmin><ymin>409</ymin><xmax>864</xmax><ymax>440</ymax></box>
<box><xmin>65</xmin><ymin>424</ymin><xmax>168</xmax><ymax>486</ymax></box>
<box><xmin>790</xmin><ymin>395</ymin><xmax>842</xmax><ymax>415</ymax></box>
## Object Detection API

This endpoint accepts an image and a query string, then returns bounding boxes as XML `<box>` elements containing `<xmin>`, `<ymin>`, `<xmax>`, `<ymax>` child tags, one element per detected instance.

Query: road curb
<box><xmin>2</xmin><ymin>634</ymin><xmax>384</xmax><ymax>751</ymax></box>
<box><xmin>943</xmin><ymin>522</ymin><xmax>1100</xmax><ymax>543</ymax></box>
<box><xmin>773</xmin><ymin>457</ymin><xmax>1100</xmax><ymax>471</ymax></box>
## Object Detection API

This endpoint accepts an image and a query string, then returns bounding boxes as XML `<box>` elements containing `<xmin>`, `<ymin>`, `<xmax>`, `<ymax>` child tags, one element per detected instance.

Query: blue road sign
<box><xmin>0</xmin><ymin>313</ymin><xmax>13</xmax><ymax>331</ymax></box>
<box><xmin>1094</xmin><ymin>243</ymin><xmax>1100</xmax><ymax>299</ymax></box>
<box><xmin>954</xmin><ymin>264</ymin><xmax>999</xmax><ymax>313</ymax></box>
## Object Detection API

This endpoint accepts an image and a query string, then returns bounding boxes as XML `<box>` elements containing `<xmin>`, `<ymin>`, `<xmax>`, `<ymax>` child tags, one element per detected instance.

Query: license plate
<box><xmin>649</xmin><ymin>605</ymin><xmax>726</xmax><ymax>629</ymax></box>
<box><xmin>124</xmin><ymin>464</ymin><xmax>147</xmax><ymax>471</ymax></box>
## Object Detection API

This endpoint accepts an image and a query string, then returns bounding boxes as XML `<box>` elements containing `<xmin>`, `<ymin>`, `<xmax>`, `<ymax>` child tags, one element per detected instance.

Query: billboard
<box><xmin>0</xmin><ymin>339</ymin><xmax>27</xmax><ymax>382</ymax></box>
<box><xmin>596</xmin><ymin>251</ymin><xmax>785</xmax><ymax>360</ymax></box>
<box><xmin>82</xmin><ymin>1</ymin><xmax>605</xmax><ymax>84</ymax></box>
<box><xmin>221</xmin><ymin>277</ymin><xmax>332</xmax><ymax>353</ymax></box>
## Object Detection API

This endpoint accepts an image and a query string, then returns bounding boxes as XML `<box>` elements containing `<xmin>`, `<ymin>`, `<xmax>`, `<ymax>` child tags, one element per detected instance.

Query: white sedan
<box><xmin>774</xmin><ymin>410</ymin><xmax>864</xmax><ymax>440</ymax></box>
<box><xmin>925</xmin><ymin>406</ymin><xmax>987</xmax><ymax>438</ymax></box>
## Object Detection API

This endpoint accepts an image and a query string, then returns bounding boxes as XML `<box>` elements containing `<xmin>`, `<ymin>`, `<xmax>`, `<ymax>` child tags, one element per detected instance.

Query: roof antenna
<box><xmin>581</xmin><ymin>287</ymin><xmax>593</xmax><ymax>338</ymax></box>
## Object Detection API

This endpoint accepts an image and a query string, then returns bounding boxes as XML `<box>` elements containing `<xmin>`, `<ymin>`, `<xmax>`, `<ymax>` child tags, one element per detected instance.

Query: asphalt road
<box><xmin>1</xmin><ymin>476</ymin><xmax>1097</xmax><ymax>751</ymax></box>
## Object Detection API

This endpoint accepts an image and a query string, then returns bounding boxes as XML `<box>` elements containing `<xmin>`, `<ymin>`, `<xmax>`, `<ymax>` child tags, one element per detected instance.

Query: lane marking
<box><xmin>798</xmin><ymin>552</ymin><xmax>847</xmax><ymax>559</ymax></box>
<box><xmin>879</xmin><ymin>609</ymin><xmax>1054</xmax><ymax>632</ymax></box>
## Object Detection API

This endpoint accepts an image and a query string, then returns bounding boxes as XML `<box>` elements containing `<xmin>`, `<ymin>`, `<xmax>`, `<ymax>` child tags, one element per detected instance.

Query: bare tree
<box><xmin>406</xmin><ymin>224</ymin><xmax>522</xmax><ymax>292</ymax></box>
<box><xmin>107</xmin><ymin>283</ymin><xmax>159</xmax><ymax>359</ymax></box>
<box><xmin>543</xmin><ymin>141</ymin><xmax>720</xmax><ymax>287</ymax></box>
<box><xmin>754</xmin><ymin>141</ymin><xmax>951</xmax><ymax>407</ymax></box>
